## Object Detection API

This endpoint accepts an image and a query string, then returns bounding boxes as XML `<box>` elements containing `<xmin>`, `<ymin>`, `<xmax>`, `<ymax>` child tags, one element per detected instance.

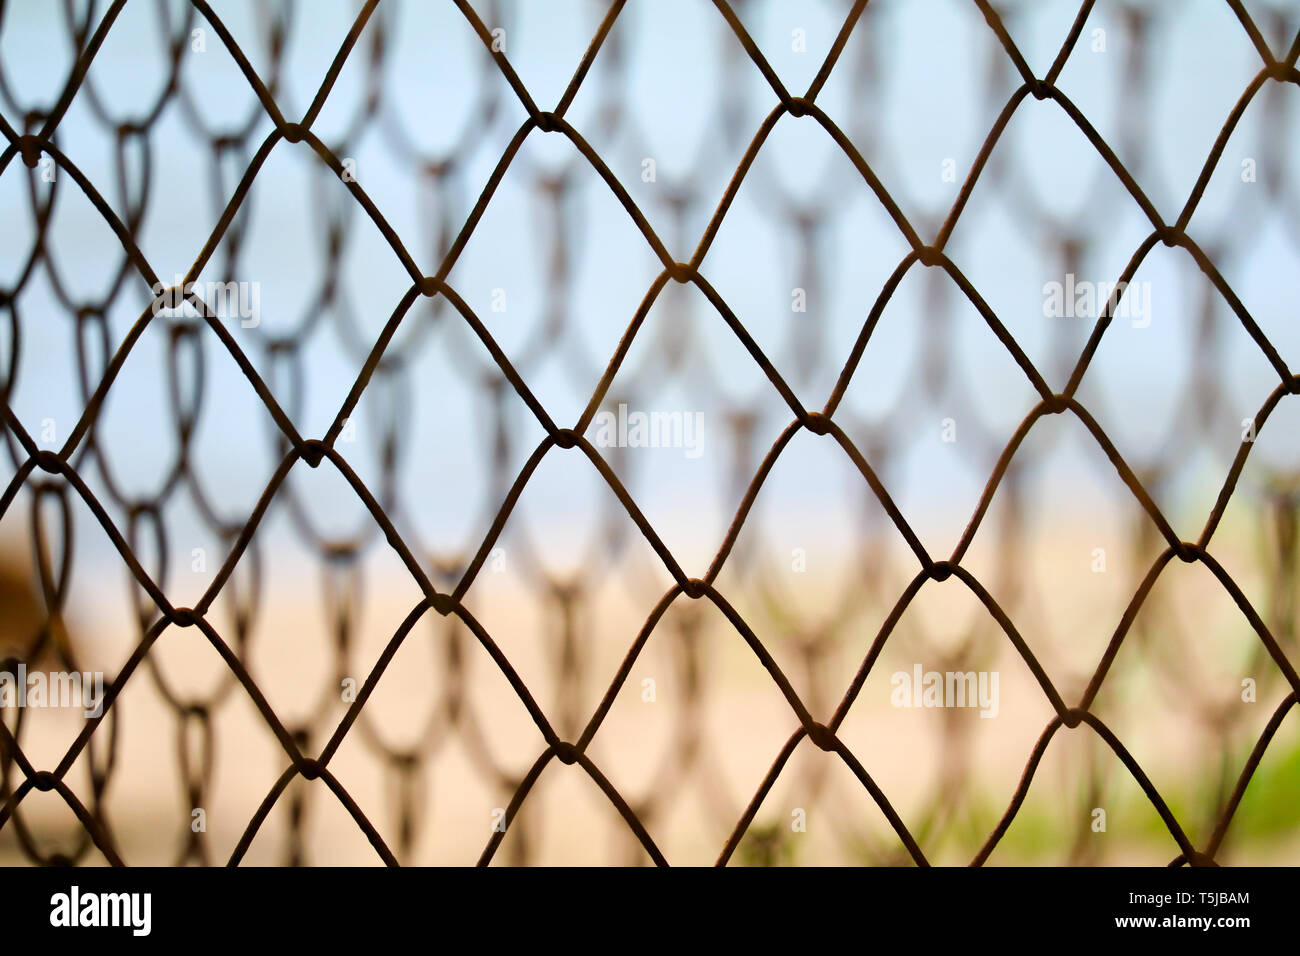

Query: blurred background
<box><xmin>1</xmin><ymin>0</ymin><xmax>1299</xmax><ymax>865</ymax></box>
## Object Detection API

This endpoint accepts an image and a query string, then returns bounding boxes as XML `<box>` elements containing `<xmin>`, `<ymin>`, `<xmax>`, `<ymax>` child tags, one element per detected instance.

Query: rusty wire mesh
<box><xmin>1</xmin><ymin>0</ymin><xmax>1300</xmax><ymax>867</ymax></box>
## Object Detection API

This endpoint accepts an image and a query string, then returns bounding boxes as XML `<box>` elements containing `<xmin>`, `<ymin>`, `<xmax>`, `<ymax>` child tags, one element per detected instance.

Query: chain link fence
<box><xmin>1</xmin><ymin>0</ymin><xmax>1299</xmax><ymax>865</ymax></box>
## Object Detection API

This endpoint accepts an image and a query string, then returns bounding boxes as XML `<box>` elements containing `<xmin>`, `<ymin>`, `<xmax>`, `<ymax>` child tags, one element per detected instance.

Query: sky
<box><xmin>1</xmin><ymin>0</ymin><xmax>1298</xmax><ymax>612</ymax></box>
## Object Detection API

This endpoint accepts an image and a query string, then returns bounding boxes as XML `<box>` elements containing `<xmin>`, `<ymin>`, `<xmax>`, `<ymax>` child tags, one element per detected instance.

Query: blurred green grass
<box><xmin>735</xmin><ymin>737</ymin><xmax>1300</xmax><ymax>865</ymax></box>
